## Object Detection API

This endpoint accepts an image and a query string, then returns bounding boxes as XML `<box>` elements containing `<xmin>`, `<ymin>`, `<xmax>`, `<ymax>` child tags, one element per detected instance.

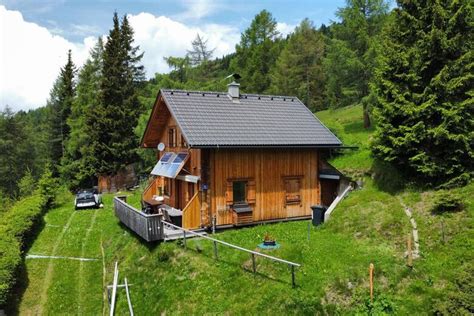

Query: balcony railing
<box><xmin>113</xmin><ymin>197</ymin><xmax>164</xmax><ymax>242</ymax></box>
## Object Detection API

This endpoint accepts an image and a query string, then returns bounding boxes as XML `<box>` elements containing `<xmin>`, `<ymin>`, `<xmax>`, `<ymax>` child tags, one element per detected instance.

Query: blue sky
<box><xmin>1</xmin><ymin>0</ymin><xmax>346</xmax><ymax>42</ymax></box>
<box><xmin>0</xmin><ymin>0</ymin><xmax>348</xmax><ymax>110</ymax></box>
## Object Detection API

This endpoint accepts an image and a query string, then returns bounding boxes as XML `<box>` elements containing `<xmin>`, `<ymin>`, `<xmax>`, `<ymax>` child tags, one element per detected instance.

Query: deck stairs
<box><xmin>163</xmin><ymin>227</ymin><xmax>207</xmax><ymax>241</ymax></box>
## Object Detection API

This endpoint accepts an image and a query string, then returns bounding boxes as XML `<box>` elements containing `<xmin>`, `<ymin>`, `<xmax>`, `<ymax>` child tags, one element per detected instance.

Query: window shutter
<box><xmin>226</xmin><ymin>181</ymin><xmax>233</xmax><ymax>205</ymax></box>
<box><xmin>247</xmin><ymin>180</ymin><xmax>256</xmax><ymax>203</ymax></box>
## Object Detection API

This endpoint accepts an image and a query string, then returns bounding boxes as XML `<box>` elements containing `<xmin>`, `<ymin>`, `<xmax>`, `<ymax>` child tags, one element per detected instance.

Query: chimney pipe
<box><xmin>227</xmin><ymin>81</ymin><xmax>240</xmax><ymax>102</ymax></box>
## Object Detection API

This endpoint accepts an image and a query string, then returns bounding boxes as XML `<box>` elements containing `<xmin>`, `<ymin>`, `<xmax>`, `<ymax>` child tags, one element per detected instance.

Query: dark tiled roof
<box><xmin>161</xmin><ymin>89</ymin><xmax>342</xmax><ymax>148</ymax></box>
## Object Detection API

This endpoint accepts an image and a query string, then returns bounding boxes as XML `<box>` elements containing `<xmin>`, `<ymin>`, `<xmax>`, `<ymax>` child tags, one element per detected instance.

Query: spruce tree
<box><xmin>371</xmin><ymin>0</ymin><xmax>473</xmax><ymax>187</ymax></box>
<box><xmin>62</xmin><ymin>38</ymin><xmax>103</xmax><ymax>188</ymax></box>
<box><xmin>86</xmin><ymin>13</ymin><xmax>144</xmax><ymax>176</ymax></box>
<box><xmin>270</xmin><ymin>19</ymin><xmax>325</xmax><ymax>111</ymax></box>
<box><xmin>48</xmin><ymin>50</ymin><xmax>76</xmax><ymax>174</ymax></box>
<box><xmin>231</xmin><ymin>10</ymin><xmax>282</xmax><ymax>93</ymax></box>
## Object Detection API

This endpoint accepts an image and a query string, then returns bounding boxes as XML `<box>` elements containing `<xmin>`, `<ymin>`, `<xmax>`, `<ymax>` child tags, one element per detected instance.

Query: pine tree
<box><xmin>187</xmin><ymin>34</ymin><xmax>215</xmax><ymax>66</ymax></box>
<box><xmin>48</xmin><ymin>50</ymin><xmax>76</xmax><ymax>174</ymax></box>
<box><xmin>231</xmin><ymin>10</ymin><xmax>283</xmax><ymax>93</ymax></box>
<box><xmin>62</xmin><ymin>38</ymin><xmax>104</xmax><ymax>188</ymax></box>
<box><xmin>86</xmin><ymin>13</ymin><xmax>144</xmax><ymax>176</ymax></box>
<box><xmin>0</xmin><ymin>107</ymin><xmax>34</xmax><ymax>197</ymax></box>
<box><xmin>371</xmin><ymin>0</ymin><xmax>473</xmax><ymax>187</ymax></box>
<box><xmin>270</xmin><ymin>19</ymin><xmax>325</xmax><ymax>111</ymax></box>
<box><xmin>324</xmin><ymin>0</ymin><xmax>389</xmax><ymax>126</ymax></box>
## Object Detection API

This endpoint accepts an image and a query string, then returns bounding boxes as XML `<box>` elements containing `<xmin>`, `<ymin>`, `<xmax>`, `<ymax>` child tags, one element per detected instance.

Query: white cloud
<box><xmin>70</xmin><ymin>23</ymin><xmax>101</xmax><ymax>36</ymax></box>
<box><xmin>175</xmin><ymin>0</ymin><xmax>220</xmax><ymax>20</ymax></box>
<box><xmin>0</xmin><ymin>6</ymin><xmax>239</xmax><ymax>111</ymax></box>
<box><xmin>0</xmin><ymin>6</ymin><xmax>94</xmax><ymax>111</ymax></box>
<box><xmin>129</xmin><ymin>12</ymin><xmax>239</xmax><ymax>76</ymax></box>
<box><xmin>276</xmin><ymin>22</ymin><xmax>296</xmax><ymax>37</ymax></box>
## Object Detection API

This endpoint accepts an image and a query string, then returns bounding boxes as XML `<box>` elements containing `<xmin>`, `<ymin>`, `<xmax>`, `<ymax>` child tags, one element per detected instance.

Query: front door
<box><xmin>321</xmin><ymin>179</ymin><xmax>338</xmax><ymax>207</ymax></box>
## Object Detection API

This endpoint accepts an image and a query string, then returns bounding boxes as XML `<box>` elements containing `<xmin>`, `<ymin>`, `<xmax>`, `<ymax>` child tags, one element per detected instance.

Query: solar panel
<box><xmin>173</xmin><ymin>153</ymin><xmax>188</xmax><ymax>164</ymax></box>
<box><xmin>160</xmin><ymin>152</ymin><xmax>174</xmax><ymax>163</ymax></box>
<box><xmin>150</xmin><ymin>152</ymin><xmax>189</xmax><ymax>178</ymax></box>
<box><xmin>150</xmin><ymin>152</ymin><xmax>176</xmax><ymax>176</ymax></box>
<box><xmin>164</xmin><ymin>152</ymin><xmax>189</xmax><ymax>178</ymax></box>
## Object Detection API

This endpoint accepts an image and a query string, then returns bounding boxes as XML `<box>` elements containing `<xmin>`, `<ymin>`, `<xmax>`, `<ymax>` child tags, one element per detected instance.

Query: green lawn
<box><xmin>12</xmin><ymin>179</ymin><xmax>472</xmax><ymax>314</ymax></box>
<box><xmin>316</xmin><ymin>105</ymin><xmax>374</xmax><ymax>176</ymax></box>
<box><xmin>11</xmin><ymin>105</ymin><xmax>473</xmax><ymax>314</ymax></box>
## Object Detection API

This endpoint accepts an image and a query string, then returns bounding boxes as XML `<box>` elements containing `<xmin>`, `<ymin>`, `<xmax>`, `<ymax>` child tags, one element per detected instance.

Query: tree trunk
<box><xmin>363</xmin><ymin>109</ymin><xmax>371</xmax><ymax>129</ymax></box>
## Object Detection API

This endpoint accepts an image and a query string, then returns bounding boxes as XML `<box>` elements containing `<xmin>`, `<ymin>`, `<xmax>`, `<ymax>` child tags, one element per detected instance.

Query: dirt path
<box><xmin>398</xmin><ymin>197</ymin><xmax>420</xmax><ymax>258</ymax></box>
<box><xmin>37</xmin><ymin>210</ymin><xmax>77</xmax><ymax>315</ymax></box>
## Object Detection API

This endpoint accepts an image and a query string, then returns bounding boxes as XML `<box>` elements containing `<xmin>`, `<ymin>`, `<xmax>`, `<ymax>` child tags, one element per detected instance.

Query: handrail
<box><xmin>182</xmin><ymin>192</ymin><xmax>199</xmax><ymax>214</ymax></box>
<box><xmin>162</xmin><ymin>221</ymin><xmax>300</xmax><ymax>267</ymax></box>
<box><xmin>324</xmin><ymin>184</ymin><xmax>352</xmax><ymax>222</ymax></box>
<box><xmin>142</xmin><ymin>177</ymin><xmax>160</xmax><ymax>202</ymax></box>
<box><xmin>114</xmin><ymin>197</ymin><xmax>162</xmax><ymax>218</ymax></box>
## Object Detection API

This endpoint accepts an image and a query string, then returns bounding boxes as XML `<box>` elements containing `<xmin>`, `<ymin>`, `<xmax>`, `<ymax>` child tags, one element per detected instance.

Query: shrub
<box><xmin>18</xmin><ymin>169</ymin><xmax>36</xmax><ymax>199</ymax></box>
<box><xmin>432</xmin><ymin>263</ymin><xmax>474</xmax><ymax>314</ymax></box>
<box><xmin>353</xmin><ymin>291</ymin><xmax>397</xmax><ymax>315</ymax></box>
<box><xmin>0</xmin><ymin>166</ymin><xmax>59</xmax><ymax>308</ymax></box>
<box><xmin>0</xmin><ymin>233</ymin><xmax>20</xmax><ymax>307</ymax></box>
<box><xmin>38</xmin><ymin>164</ymin><xmax>59</xmax><ymax>209</ymax></box>
<box><xmin>0</xmin><ymin>194</ymin><xmax>43</xmax><ymax>307</ymax></box>
<box><xmin>430</xmin><ymin>190</ymin><xmax>464</xmax><ymax>214</ymax></box>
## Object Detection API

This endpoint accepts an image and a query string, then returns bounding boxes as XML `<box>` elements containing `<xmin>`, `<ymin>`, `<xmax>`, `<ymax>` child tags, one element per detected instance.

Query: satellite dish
<box><xmin>157</xmin><ymin>142</ymin><xmax>165</xmax><ymax>151</ymax></box>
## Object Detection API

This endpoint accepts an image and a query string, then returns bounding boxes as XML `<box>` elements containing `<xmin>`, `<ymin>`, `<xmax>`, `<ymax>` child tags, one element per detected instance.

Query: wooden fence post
<box><xmin>369</xmin><ymin>263</ymin><xmax>374</xmax><ymax>303</ymax></box>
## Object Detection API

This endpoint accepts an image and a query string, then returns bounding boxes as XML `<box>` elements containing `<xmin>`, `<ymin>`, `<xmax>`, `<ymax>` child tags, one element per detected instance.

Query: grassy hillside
<box><xmin>317</xmin><ymin>105</ymin><xmax>374</xmax><ymax>175</ymax></box>
<box><xmin>11</xmin><ymin>105</ymin><xmax>473</xmax><ymax>315</ymax></box>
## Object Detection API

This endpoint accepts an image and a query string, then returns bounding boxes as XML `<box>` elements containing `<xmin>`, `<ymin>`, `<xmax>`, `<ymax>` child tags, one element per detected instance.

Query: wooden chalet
<box><xmin>114</xmin><ymin>82</ymin><xmax>345</xmax><ymax>240</ymax></box>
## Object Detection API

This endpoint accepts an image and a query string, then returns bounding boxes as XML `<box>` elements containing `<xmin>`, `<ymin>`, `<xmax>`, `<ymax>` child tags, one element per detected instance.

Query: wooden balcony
<box><xmin>113</xmin><ymin>197</ymin><xmax>164</xmax><ymax>242</ymax></box>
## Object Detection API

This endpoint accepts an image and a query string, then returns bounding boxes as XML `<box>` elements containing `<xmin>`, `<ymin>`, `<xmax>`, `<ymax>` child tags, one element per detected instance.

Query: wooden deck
<box><xmin>113</xmin><ymin>196</ymin><xmax>206</xmax><ymax>241</ymax></box>
<box><xmin>113</xmin><ymin>197</ymin><xmax>164</xmax><ymax>241</ymax></box>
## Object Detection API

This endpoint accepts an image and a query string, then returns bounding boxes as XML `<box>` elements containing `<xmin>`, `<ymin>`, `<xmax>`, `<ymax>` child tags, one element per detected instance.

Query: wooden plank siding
<box><xmin>210</xmin><ymin>149</ymin><xmax>319</xmax><ymax>226</ymax></box>
<box><xmin>182</xmin><ymin>192</ymin><xmax>201</xmax><ymax>229</ymax></box>
<box><xmin>139</xmin><ymin>92</ymin><xmax>328</xmax><ymax>230</ymax></box>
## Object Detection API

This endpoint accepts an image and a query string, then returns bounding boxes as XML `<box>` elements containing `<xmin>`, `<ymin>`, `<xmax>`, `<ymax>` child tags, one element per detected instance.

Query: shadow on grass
<box><xmin>343</xmin><ymin>120</ymin><xmax>373</xmax><ymax>134</ymax></box>
<box><xmin>117</xmin><ymin>222</ymin><xmax>162</xmax><ymax>251</ymax></box>
<box><xmin>371</xmin><ymin>160</ymin><xmax>407</xmax><ymax>195</ymax></box>
<box><xmin>6</xmin><ymin>214</ymin><xmax>47</xmax><ymax>314</ymax></box>
<box><xmin>177</xmin><ymin>242</ymin><xmax>296</xmax><ymax>288</ymax></box>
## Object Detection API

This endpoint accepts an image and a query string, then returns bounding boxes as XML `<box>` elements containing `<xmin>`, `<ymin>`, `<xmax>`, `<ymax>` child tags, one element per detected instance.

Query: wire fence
<box><xmin>162</xmin><ymin>221</ymin><xmax>301</xmax><ymax>287</ymax></box>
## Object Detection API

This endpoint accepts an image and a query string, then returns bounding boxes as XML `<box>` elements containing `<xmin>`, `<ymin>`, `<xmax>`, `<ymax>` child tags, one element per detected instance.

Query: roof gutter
<box><xmin>189</xmin><ymin>144</ymin><xmax>358</xmax><ymax>149</ymax></box>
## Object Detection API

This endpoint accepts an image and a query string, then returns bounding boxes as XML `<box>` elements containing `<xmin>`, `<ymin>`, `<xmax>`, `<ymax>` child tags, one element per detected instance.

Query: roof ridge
<box><xmin>161</xmin><ymin>88</ymin><xmax>299</xmax><ymax>101</ymax></box>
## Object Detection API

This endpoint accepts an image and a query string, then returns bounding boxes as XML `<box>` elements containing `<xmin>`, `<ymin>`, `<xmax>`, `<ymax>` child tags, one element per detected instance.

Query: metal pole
<box><xmin>183</xmin><ymin>230</ymin><xmax>187</xmax><ymax>248</ymax></box>
<box><xmin>307</xmin><ymin>222</ymin><xmax>310</xmax><ymax>241</ymax></box>
<box><xmin>110</xmin><ymin>262</ymin><xmax>119</xmax><ymax>316</ymax></box>
<box><xmin>212</xmin><ymin>215</ymin><xmax>216</xmax><ymax>234</ymax></box>
<box><xmin>213</xmin><ymin>240</ymin><xmax>218</xmax><ymax>260</ymax></box>
<box><xmin>252</xmin><ymin>253</ymin><xmax>256</xmax><ymax>274</ymax></box>
<box><xmin>291</xmin><ymin>265</ymin><xmax>296</xmax><ymax>288</ymax></box>
<box><xmin>124</xmin><ymin>278</ymin><xmax>134</xmax><ymax>316</ymax></box>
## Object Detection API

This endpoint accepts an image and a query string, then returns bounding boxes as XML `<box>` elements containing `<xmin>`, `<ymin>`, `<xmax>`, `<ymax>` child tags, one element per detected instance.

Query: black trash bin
<box><xmin>311</xmin><ymin>205</ymin><xmax>327</xmax><ymax>226</ymax></box>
